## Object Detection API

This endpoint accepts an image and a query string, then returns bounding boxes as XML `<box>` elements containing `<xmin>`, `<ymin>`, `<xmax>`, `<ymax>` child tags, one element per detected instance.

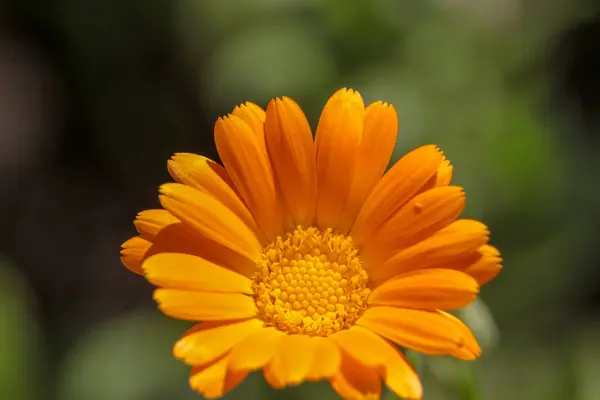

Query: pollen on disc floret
<box><xmin>252</xmin><ymin>226</ymin><xmax>371</xmax><ymax>336</ymax></box>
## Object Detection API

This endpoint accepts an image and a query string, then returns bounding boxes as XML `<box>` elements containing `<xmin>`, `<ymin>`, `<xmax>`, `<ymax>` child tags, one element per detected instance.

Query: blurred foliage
<box><xmin>2</xmin><ymin>0</ymin><xmax>600</xmax><ymax>399</ymax></box>
<box><xmin>57</xmin><ymin>312</ymin><xmax>193</xmax><ymax>400</ymax></box>
<box><xmin>0</xmin><ymin>259</ymin><xmax>43</xmax><ymax>400</ymax></box>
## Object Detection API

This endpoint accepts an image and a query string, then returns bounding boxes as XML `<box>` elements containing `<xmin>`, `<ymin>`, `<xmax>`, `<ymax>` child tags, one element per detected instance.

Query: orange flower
<box><xmin>121</xmin><ymin>88</ymin><xmax>502</xmax><ymax>399</ymax></box>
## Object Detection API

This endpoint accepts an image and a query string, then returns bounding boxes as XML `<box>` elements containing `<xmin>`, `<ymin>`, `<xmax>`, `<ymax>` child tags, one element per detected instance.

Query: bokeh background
<box><xmin>1</xmin><ymin>0</ymin><xmax>600</xmax><ymax>399</ymax></box>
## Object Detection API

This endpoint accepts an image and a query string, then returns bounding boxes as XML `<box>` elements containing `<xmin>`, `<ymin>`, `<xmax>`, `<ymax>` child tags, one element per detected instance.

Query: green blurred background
<box><xmin>1</xmin><ymin>0</ymin><xmax>600</xmax><ymax>399</ymax></box>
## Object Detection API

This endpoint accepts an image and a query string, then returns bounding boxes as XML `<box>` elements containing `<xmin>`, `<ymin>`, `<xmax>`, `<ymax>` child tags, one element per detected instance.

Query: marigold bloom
<box><xmin>121</xmin><ymin>88</ymin><xmax>502</xmax><ymax>399</ymax></box>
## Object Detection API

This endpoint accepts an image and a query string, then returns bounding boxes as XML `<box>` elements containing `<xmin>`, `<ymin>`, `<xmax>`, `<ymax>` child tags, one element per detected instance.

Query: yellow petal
<box><xmin>330</xmin><ymin>349</ymin><xmax>381</xmax><ymax>400</ymax></box>
<box><xmin>306</xmin><ymin>336</ymin><xmax>340</xmax><ymax>380</ymax></box>
<box><xmin>189</xmin><ymin>356</ymin><xmax>248</xmax><ymax>399</ymax></box>
<box><xmin>143</xmin><ymin>253</ymin><xmax>253</xmax><ymax>294</ymax></box>
<box><xmin>228</xmin><ymin>327</ymin><xmax>284</xmax><ymax>372</ymax></box>
<box><xmin>357</xmin><ymin>306</ymin><xmax>481</xmax><ymax>360</ymax></box>
<box><xmin>174</xmin><ymin>319</ymin><xmax>262</xmax><ymax>365</ymax></box>
<box><xmin>167</xmin><ymin>154</ymin><xmax>260</xmax><ymax>237</ymax></box>
<box><xmin>134</xmin><ymin>209</ymin><xmax>179</xmax><ymax>236</ymax></box>
<box><xmin>368</xmin><ymin>269</ymin><xmax>479</xmax><ymax>311</ymax></box>
<box><xmin>360</xmin><ymin>186</ymin><xmax>466</xmax><ymax>267</ymax></box>
<box><xmin>369</xmin><ymin>219</ymin><xmax>489</xmax><ymax>284</ymax></box>
<box><xmin>153</xmin><ymin>289</ymin><xmax>257</xmax><ymax>321</ymax></box>
<box><xmin>464</xmin><ymin>244</ymin><xmax>502</xmax><ymax>285</ymax></box>
<box><xmin>120</xmin><ymin>235</ymin><xmax>152</xmax><ymax>275</ymax></box>
<box><xmin>215</xmin><ymin>114</ymin><xmax>285</xmax><ymax>242</ymax></box>
<box><xmin>336</xmin><ymin>101</ymin><xmax>398</xmax><ymax>234</ymax></box>
<box><xmin>265</xmin><ymin>97</ymin><xmax>317</xmax><ymax>226</ymax></box>
<box><xmin>315</xmin><ymin>88</ymin><xmax>364</xmax><ymax>231</ymax></box>
<box><xmin>266</xmin><ymin>334</ymin><xmax>314</xmax><ymax>387</ymax></box>
<box><xmin>159</xmin><ymin>183</ymin><xmax>261</xmax><ymax>265</ymax></box>
<box><xmin>351</xmin><ymin>145</ymin><xmax>444</xmax><ymax>246</ymax></box>
<box><xmin>331</xmin><ymin>326</ymin><xmax>422</xmax><ymax>400</ymax></box>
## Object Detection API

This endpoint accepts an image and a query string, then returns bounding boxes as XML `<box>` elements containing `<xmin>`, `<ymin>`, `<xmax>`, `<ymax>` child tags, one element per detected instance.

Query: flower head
<box><xmin>121</xmin><ymin>88</ymin><xmax>502</xmax><ymax>399</ymax></box>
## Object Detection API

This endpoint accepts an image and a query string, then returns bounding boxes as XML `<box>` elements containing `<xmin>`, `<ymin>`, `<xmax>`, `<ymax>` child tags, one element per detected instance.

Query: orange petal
<box><xmin>228</xmin><ymin>327</ymin><xmax>284</xmax><ymax>372</ymax></box>
<box><xmin>336</xmin><ymin>101</ymin><xmax>398</xmax><ymax>234</ymax></box>
<box><xmin>360</xmin><ymin>186</ymin><xmax>466</xmax><ymax>267</ymax></box>
<box><xmin>122</xmin><ymin>224</ymin><xmax>211</xmax><ymax>277</ymax></box>
<box><xmin>231</xmin><ymin>102</ymin><xmax>266</xmax><ymax>149</ymax></box>
<box><xmin>265</xmin><ymin>97</ymin><xmax>317</xmax><ymax>226</ymax></box>
<box><xmin>124</xmin><ymin>220</ymin><xmax>257</xmax><ymax>278</ymax></box>
<box><xmin>420</xmin><ymin>156</ymin><xmax>455</xmax><ymax>192</ymax></box>
<box><xmin>464</xmin><ymin>244</ymin><xmax>502</xmax><ymax>285</ymax></box>
<box><xmin>169</xmin><ymin>153</ymin><xmax>233</xmax><ymax>187</ymax></box>
<box><xmin>189</xmin><ymin>356</ymin><xmax>248</xmax><ymax>399</ymax></box>
<box><xmin>143</xmin><ymin>253</ymin><xmax>253</xmax><ymax>294</ymax></box>
<box><xmin>351</xmin><ymin>145</ymin><xmax>444</xmax><ymax>246</ymax></box>
<box><xmin>315</xmin><ymin>88</ymin><xmax>364</xmax><ymax>231</ymax></box>
<box><xmin>266</xmin><ymin>334</ymin><xmax>314</xmax><ymax>387</ymax></box>
<box><xmin>369</xmin><ymin>219</ymin><xmax>489</xmax><ymax>284</ymax></box>
<box><xmin>357</xmin><ymin>306</ymin><xmax>481</xmax><ymax>360</ymax></box>
<box><xmin>215</xmin><ymin>114</ymin><xmax>284</xmax><ymax>242</ymax></box>
<box><xmin>306</xmin><ymin>336</ymin><xmax>340</xmax><ymax>380</ymax></box>
<box><xmin>167</xmin><ymin>154</ymin><xmax>260</xmax><ymax>237</ymax></box>
<box><xmin>330</xmin><ymin>348</ymin><xmax>381</xmax><ymax>399</ymax></box>
<box><xmin>146</xmin><ymin>222</ymin><xmax>258</xmax><ymax>277</ymax></box>
<box><xmin>153</xmin><ymin>289</ymin><xmax>257</xmax><ymax>321</ymax></box>
<box><xmin>331</xmin><ymin>326</ymin><xmax>422</xmax><ymax>400</ymax></box>
<box><xmin>368</xmin><ymin>269</ymin><xmax>479</xmax><ymax>311</ymax></box>
<box><xmin>263</xmin><ymin>363</ymin><xmax>284</xmax><ymax>389</ymax></box>
<box><xmin>159</xmin><ymin>183</ymin><xmax>261</xmax><ymax>264</ymax></box>
<box><xmin>174</xmin><ymin>319</ymin><xmax>262</xmax><ymax>365</ymax></box>
<box><xmin>436</xmin><ymin>158</ymin><xmax>453</xmax><ymax>186</ymax></box>
<box><xmin>120</xmin><ymin>235</ymin><xmax>152</xmax><ymax>275</ymax></box>
<box><xmin>133</xmin><ymin>209</ymin><xmax>179</xmax><ymax>236</ymax></box>
<box><xmin>122</xmin><ymin>209</ymin><xmax>183</xmax><ymax>275</ymax></box>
